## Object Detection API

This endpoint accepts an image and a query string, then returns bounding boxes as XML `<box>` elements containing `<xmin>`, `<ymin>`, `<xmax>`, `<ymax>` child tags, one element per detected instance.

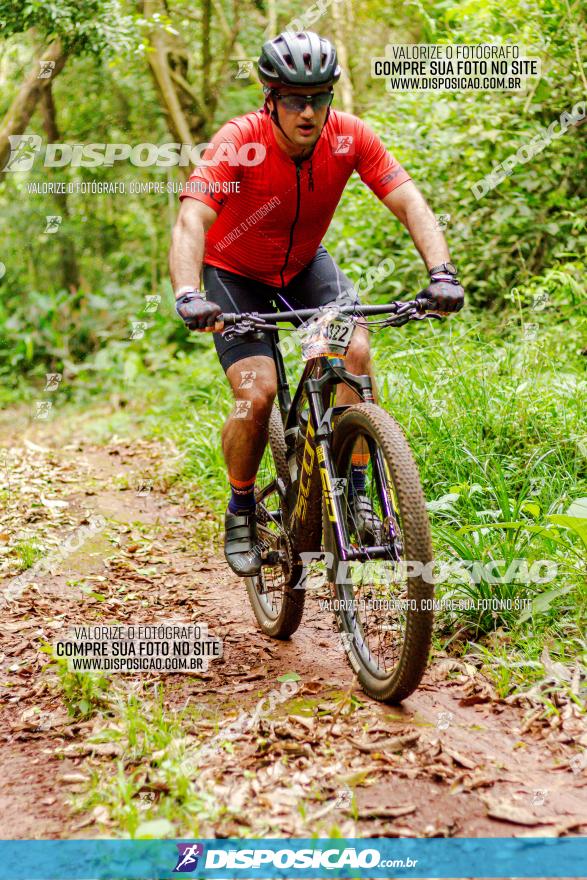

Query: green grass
<box><xmin>14</xmin><ymin>538</ymin><xmax>44</xmax><ymax>570</ymax></box>
<box><xmin>372</xmin><ymin>289</ymin><xmax>585</xmax><ymax>680</ymax></box>
<box><xmin>74</xmin><ymin>688</ymin><xmax>223</xmax><ymax>837</ymax></box>
<box><xmin>42</xmin><ymin>647</ymin><xmax>112</xmax><ymax>718</ymax></box>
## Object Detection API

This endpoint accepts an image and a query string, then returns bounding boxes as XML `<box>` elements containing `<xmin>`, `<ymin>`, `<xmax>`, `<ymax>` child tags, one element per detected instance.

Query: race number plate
<box><xmin>300</xmin><ymin>309</ymin><xmax>355</xmax><ymax>361</ymax></box>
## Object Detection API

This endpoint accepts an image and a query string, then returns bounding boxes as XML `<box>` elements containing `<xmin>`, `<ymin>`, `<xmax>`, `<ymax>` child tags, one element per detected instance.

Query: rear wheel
<box><xmin>245</xmin><ymin>406</ymin><xmax>305</xmax><ymax>638</ymax></box>
<box><xmin>322</xmin><ymin>403</ymin><xmax>434</xmax><ymax>702</ymax></box>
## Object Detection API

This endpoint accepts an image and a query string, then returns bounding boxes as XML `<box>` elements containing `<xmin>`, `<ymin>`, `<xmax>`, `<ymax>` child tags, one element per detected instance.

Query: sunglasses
<box><xmin>273</xmin><ymin>91</ymin><xmax>334</xmax><ymax>113</ymax></box>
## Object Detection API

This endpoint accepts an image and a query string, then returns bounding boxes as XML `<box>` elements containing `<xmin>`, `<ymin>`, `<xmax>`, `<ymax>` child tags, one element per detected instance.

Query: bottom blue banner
<box><xmin>0</xmin><ymin>837</ymin><xmax>585</xmax><ymax>879</ymax></box>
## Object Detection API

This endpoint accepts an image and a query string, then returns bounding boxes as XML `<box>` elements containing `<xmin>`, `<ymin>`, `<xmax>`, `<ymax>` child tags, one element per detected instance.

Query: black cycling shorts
<box><xmin>203</xmin><ymin>244</ymin><xmax>358</xmax><ymax>373</ymax></box>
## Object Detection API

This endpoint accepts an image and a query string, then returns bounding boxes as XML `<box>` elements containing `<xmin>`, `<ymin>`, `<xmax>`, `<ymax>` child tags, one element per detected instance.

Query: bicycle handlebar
<box><xmin>208</xmin><ymin>299</ymin><xmax>440</xmax><ymax>334</ymax></box>
<box><xmin>226</xmin><ymin>300</ymin><xmax>413</xmax><ymax>324</ymax></box>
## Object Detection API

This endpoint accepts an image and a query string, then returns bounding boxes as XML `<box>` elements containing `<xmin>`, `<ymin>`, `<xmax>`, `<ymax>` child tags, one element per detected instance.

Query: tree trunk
<box><xmin>331</xmin><ymin>0</ymin><xmax>353</xmax><ymax>114</ymax></box>
<box><xmin>141</xmin><ymin>0</ymin><xmax>246</xmax><ymax>182</ymax></box>
<box><xmin>202</xmin><ymin>0</ymin><xmax>212</xmax><ymax>108</ymax></box>
<box><xmin>0</xmin><ymin>40</ymin><xmax>67</xmax><ymax>173</ymax></box>
<box><xmin>39</xmin><ymin>84</ymin><xmax>80</xmax><ymax>291</ymax></box>
<box><xmin>267</xmin><ymin>0</ymin><xmax>277</xmax><ymax>38</ymax></box>
<box><xmin>141</xmin><ymin>0</ymin><xmax>206</xmax><ymax>181</ymax></box>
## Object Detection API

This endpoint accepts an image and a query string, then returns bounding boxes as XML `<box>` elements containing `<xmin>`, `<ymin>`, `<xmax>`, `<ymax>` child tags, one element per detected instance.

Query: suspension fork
<box><xmin>367</xmin><ymin>437</ymin><xmax>402</xmax><ymax>561</ymax></box>
<box><xmin>289</xmin><ymin>358</ymin><xmax>376</xmax><ymax>561</ymax></box>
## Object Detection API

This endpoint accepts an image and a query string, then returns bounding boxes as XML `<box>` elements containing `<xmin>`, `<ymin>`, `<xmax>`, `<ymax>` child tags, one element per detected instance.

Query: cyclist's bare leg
<box><xmin>223</xmin><ymin>355</ymin><xmax>277</xmax><ymax>482</ymax></box>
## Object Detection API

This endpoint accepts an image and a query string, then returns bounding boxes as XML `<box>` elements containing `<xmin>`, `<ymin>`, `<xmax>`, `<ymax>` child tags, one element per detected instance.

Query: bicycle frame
<box><xmin>269</xmin><ymin>330</ymin><xmax>397</xmax><ymax>564</ymax></box>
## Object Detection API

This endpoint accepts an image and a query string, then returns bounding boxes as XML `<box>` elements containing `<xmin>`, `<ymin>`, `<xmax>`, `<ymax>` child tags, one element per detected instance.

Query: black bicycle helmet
<box><xmin>258</xmin><ymin>31</ymin><xmax>341</xmax><ymax>87</ymax></box>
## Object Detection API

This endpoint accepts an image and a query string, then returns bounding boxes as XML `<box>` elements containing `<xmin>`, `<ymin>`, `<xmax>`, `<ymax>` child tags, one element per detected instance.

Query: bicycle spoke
<box><xmin>335</xmin><ymin>431</ymin><xmax>410</xmax><ymax>676</ymax></box>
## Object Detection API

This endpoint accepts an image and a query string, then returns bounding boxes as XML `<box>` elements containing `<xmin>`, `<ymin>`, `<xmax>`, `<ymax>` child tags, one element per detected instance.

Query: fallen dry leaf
<box><xmin>359</xmin><ymin>804</ymin><xmax>416</xmax><ymax>819</ymax></box>
<box><xmin>40</xmin><ymin>495</ymin><xmax>69</xmax><ymax>510</ymax></box>
<box><xmin>69</xmin><ymin>815</ymin><xmax>95</xmax><ymax>831</ymax></box>
<box><xmin>444</xmin><ymin>747</ymin><xmax>478</xmax><ymax>769</ymax></box>
<box><xmin>482</xmin><ymin>797</ymin><xmax>559</xmax><ymax>826</ymax></box>
<box><xmin>92</xmin><ymin>805</ymin><xmax>110</xmax><ymax>823</ymax></box>
<box><xmin>24</xmin><ymin>439</ymin><xmax>49</xmax><ymax>454</ymax></box>
<box><xmin>373</xmin><ymin>825</ymin><xmax>418</xmax><ymax>838</ymax></box>
<box><xmin>301</xmin><ymin>679</ymin><xmax>323</xmax><ymax>695</ymax></box>
<box><xmin>77</xmin><ymin>742</ymin><xmax>123</xmax><ymax>756</ymax></box>
<box><xmin>514</xmin><ymin>818</ymin><xmax>587</xmax><ymax>837</ymax></box>
<box><xmin>60</xmin><ymin>773</ymin><xmax>89</xmax><ymax>784</ymax></box>
<box><xmin>348</xmin><ymin>733</ymin><xmax>420</xmax><ymax>754</ymax></box>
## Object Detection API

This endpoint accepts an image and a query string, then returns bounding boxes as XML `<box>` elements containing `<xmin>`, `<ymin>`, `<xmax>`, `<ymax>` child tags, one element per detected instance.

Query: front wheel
<box><xmin>322</xmin><ymin>403</ymin><xmax>434</xmax><ymax>702</ymax></box>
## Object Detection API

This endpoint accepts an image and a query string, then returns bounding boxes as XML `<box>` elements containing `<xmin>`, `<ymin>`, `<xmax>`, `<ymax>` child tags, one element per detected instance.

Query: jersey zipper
<box><xmin>279</xmin><ymin>162</ymin><xmax>302</xmax><ymax>288</ymax></box>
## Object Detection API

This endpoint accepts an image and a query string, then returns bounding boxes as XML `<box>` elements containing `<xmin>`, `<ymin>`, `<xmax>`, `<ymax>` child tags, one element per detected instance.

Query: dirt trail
<box><xmin>0</xmin><ymin>414</ymin><xmax>585</xmax><ymax>842</ymax></box>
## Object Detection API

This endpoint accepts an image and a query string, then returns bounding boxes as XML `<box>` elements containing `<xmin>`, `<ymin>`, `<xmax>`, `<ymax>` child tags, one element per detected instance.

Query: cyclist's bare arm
<box><xmin>169</xmin><ymin>198</ymin><xmax>217</xmax><ymax>295</ymax></box>
<box><xmin>383</xmin><ymin>181</ymin><xmax>451</xmax><ymax>271</ymax></box>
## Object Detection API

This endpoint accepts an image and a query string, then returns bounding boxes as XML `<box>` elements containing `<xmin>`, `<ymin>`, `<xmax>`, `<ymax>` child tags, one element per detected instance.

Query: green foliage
<box><xmin>0</xmin><ymin>0</ymin><xmax>140</xmax><ymax>56</ymax></box>
<box><xmin>76</xmin><ymin>689</ymin><xmax>221</xmax><ymax>836</ymax></box>
<box><xmin>327</xmin><ymin>0</ymin><xmax>587</xmax><ymax>304</ymax></box>
<box><xmin>44</xmin><ymin>647</ymin><xmax>111</xmax><ymax>717</ymax></box>
<box><xmin>371</xmin><ymin>276</ymin><xmax>586</xmax><ymax>641</ymax></box>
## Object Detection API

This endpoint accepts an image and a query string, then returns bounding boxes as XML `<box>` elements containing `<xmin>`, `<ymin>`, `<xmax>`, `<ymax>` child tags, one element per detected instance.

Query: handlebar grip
<box><xmin>202</xmin><ymin>319</ymin><xmax>225</xmax><ymax>333</ymax></box>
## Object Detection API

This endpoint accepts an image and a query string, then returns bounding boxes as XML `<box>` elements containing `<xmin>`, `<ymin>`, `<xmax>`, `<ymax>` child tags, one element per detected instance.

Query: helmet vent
<box><xmin>258</xmin><ymin>30</ymin><xmax>341</xmax><ymax>86</ymax></box>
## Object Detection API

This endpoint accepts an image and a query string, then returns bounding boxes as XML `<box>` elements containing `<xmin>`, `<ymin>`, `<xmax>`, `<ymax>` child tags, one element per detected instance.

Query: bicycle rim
<box><xmin>324</xmin><ymin>403</ymin><xmax>434</xmax><ymax>702</ymax></box>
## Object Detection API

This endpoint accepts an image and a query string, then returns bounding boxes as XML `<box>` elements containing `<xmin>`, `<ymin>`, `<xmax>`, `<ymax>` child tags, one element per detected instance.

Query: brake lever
<box><xmin>379</xmin><ymin>305</ymin><xmax>444</xmax><ymax>328</ymax></box>
<box><xmin>221</xmin><ymin>312</ymin><xmax>268</xmax><ymax>340</ymax></box>
<box><xmin>413</xmin><ymin>311</ymin><xmax>443</xmax><ymax>321</ymax></box>
<box><xmin>380</xmin><ymin>305</ymin><xmax>419</xmax><ymax>327</ymax></box>
<box><xmin>395</xmin><ymin>301</ymin><xmax>417</xmax><ymax>316</ymax></box>
<box><xmin>222</xmin><ymin>323</ymin><xmax>252</xmax><ymax>341</ymax></box>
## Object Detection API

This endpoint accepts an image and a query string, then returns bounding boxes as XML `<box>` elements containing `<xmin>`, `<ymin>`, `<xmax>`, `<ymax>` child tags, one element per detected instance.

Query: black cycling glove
<box><xmin>175</xmin><ymin>290</ymin><xmax>222</xmax><ymax>331</ymax></box>
<box><xmin>416</xmin><ymin>275</ymin><xmax>464</xmax><ymax>313</ymax></box>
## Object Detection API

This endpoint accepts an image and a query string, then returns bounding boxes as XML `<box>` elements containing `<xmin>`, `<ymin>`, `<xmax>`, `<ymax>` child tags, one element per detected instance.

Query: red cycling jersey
<box><xmin>179</xmin><ymin>108</ymin><xmax>411</xmax><ymax>288</ymax></box>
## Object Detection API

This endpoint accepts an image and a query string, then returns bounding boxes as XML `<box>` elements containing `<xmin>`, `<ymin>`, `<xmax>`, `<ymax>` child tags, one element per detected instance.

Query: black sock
<box><xmin>350</xmin><ymin>464</ymin><xmax>367</xmax><ymax>496</ymax></box>
<box><xmin>228</xmin><ymin>476</ymin><xmax>256</xmax><ymax>514</ymax></box>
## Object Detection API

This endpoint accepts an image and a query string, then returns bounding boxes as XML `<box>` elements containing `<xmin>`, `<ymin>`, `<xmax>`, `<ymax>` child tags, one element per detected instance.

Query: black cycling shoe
<box><xmin>348</xmin><ymin>493</ymin><xmax>383</xmax><ymax>544</ymax></box>
<box><xmin>224</xmin><ymin>508</ymin><xmax>263</xmax><ymax>577</ymax></box>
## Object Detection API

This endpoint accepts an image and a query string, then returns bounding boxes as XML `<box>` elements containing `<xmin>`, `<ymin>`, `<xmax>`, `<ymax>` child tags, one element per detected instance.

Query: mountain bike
<box><xmin>217</xmin><ymin>299</ymin><xmax>442</xmax><ymax>703</ymax></box>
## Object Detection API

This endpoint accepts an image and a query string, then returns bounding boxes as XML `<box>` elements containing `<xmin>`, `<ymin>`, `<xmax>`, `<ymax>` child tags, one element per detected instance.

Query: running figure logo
<box><xmin>3</xmin><ymin>134</ymin><xmax>42</xmax><ymax>172</ymax></box>
<box><xmin>333</xmin><ymin>135</ymin><xmax>354</xmax><ymax>155</ymax></box>
<box><xmin>173</xmin><ymin>843</ymin><xmax>204</xmax><ymax>872</ymax></box>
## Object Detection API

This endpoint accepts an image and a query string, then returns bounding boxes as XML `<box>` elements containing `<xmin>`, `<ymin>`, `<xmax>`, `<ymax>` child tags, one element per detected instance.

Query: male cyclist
<box><xmin>169</xmin><ymin>31</ymin><xmax>464</xmax><ymax>577</ymax></box>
